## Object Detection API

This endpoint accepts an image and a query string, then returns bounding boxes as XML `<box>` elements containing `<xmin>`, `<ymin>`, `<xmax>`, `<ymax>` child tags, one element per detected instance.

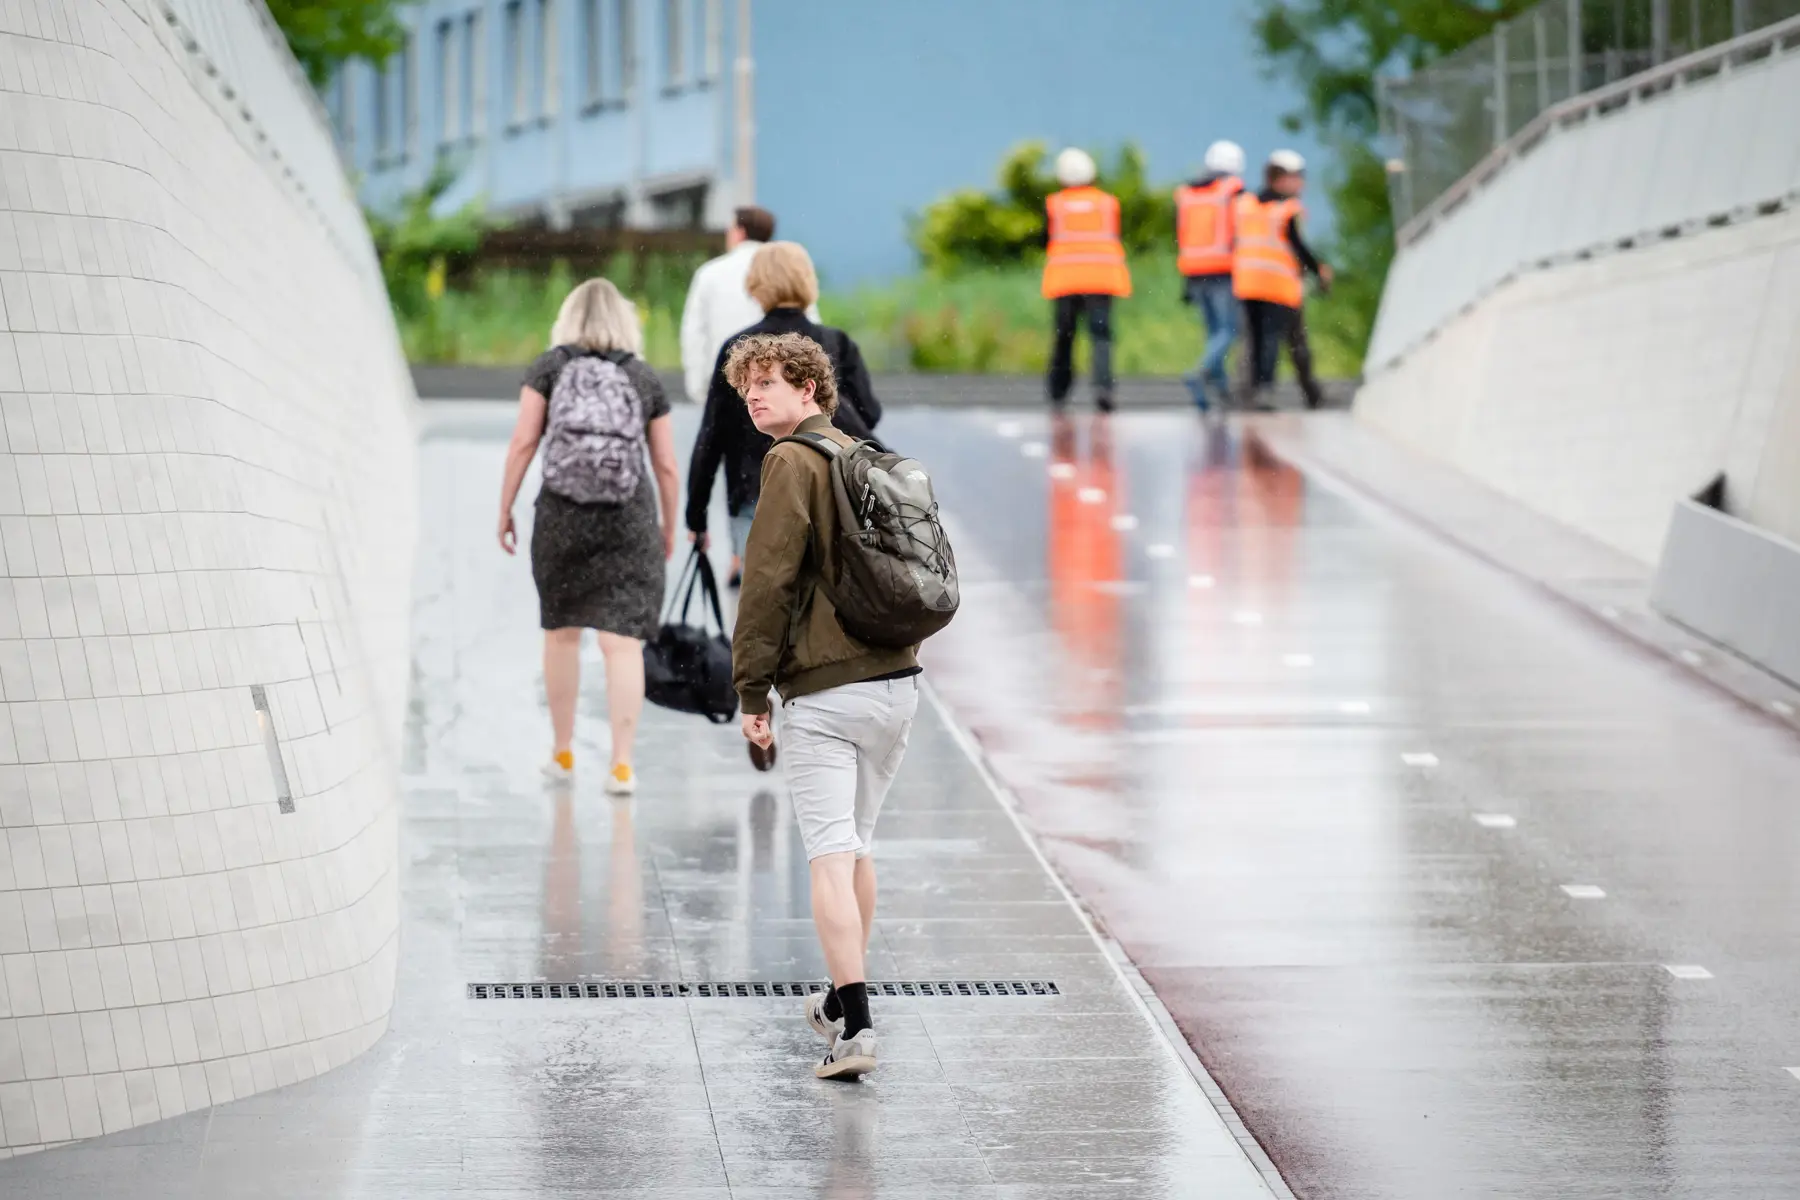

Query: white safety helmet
<box><xmin>1203</xmin><ymin>140</ymin><xmax>1246</xmax><ymax>176</ymax></box>
<box><xmin>1055</xmin><ymin>147</ymin><xmax>1098</xmax><ymax>187</ymax></box>
<box><xmin>1269</xmin><ymin>148</ymin><xmax>1307</xmax><ymax>174</ymax></box>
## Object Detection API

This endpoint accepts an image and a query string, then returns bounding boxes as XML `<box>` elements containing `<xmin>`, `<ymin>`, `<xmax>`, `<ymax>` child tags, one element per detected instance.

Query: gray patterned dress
<box><xmin>525</xmin><ymin>346</ymin><xmax>669</xmax><ymax>637</ymax></box>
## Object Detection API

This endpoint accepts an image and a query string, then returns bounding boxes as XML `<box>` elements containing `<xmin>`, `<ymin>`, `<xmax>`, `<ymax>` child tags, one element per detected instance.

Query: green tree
<box><xmin>266</xmin><ymin>0</ymin><xmax>405</xmax><ymax>85</ymax></box>
<box><xmin>1251</xmin><ymin>0</ymin><xmax>1535</xmax><ymax>359</ymax></box>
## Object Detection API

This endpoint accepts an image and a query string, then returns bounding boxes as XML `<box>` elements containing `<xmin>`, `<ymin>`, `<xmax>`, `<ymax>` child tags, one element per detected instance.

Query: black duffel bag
<box><xmin>644</xmin><ymin>548</ymin><xmax>737</xmax><ymax>724</ymax></box>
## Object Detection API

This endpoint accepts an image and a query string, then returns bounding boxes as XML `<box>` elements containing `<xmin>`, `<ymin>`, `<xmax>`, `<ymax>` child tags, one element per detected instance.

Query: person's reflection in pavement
<box><xmin>819</xmin><ymin>1086</ymin><xmax>879</xmax><ymax>1198</ymax></box>
<box><xmin>540</xmin><ymin>791</ymin><xmax>582</xmax><ymax>978</ymax></box>
<box><xmin>1047</xmin><ymin>412</ymin><xmax>1124</xmax><ymax>731</ymax></box>
<box><xmin>606</xmin><ymin>795</ymin><xmax>644</xmax><ymax>975</ymax></box>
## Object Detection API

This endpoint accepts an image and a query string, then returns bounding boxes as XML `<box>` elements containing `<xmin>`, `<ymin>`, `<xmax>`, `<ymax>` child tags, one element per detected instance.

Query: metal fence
<box><xmin>1379</xmin><ymin>0</ymin><xmax>1800</xmax><ymax>234</ymax></box>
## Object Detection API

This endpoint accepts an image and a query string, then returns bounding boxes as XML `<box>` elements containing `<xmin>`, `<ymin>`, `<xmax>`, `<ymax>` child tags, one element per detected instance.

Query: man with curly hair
<box><xmin>727</xmin><ymin>332</ymin><xmax>922</xmax><ymax>1081</ymax></box>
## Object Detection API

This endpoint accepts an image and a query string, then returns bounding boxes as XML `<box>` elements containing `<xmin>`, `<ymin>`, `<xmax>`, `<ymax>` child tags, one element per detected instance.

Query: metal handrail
<box><xmin>1395</xmin><ymin>11</ymin><xmax>1800</xmax><ymax>248</ymax></box>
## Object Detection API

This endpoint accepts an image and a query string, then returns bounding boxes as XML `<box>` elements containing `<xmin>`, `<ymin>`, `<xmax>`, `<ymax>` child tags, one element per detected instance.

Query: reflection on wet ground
<box><xmin>0</xmin><ymin>407</ymin><xmax>1275</xmax><ymax>1199</ymax></box>
<box><xmin>900</xmin><ymin>408</ymin><xmax>1800</xmax><ymax>1200</ymax></box>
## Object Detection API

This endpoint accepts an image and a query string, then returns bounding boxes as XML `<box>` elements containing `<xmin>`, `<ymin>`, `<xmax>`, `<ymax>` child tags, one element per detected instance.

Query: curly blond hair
<box><xmin>723</xmin><ymin>332</ymin><xmax>838</xmax><ymax>417</ymax></box>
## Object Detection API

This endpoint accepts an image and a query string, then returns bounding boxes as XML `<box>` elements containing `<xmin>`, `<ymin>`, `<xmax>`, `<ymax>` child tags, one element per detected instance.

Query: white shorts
<box><xmin>780</xmin><ymin>676</ymin><xmax>920</xmax><ymax>860</ymax></box>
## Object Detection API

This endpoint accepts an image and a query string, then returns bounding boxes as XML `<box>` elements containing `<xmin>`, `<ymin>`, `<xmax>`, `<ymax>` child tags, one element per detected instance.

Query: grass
<box><xmin>396</xmin><ymin>250</ymin><xmax>1366</xmax><ymax>379</ymax></box>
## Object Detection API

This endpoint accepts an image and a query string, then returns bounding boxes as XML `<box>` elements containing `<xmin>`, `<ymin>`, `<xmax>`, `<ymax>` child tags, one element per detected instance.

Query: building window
<box><xmin>335</xmin><ymin>70</ymin><xmax>356</xmax><ymax>156</ymax></box>
<box><xmin>505</xmin><ymin>1</ymin><xmax>527</xmax><ymax>126</ymax></box>
<box><xmin>374</xmin><ymin>58</ymin><xmax>392</xmax><ymax>159</ymax></box>
<box><xmin>582</xmin><ymin>0</ymin><xmax>604</xmax><ymax>106</ymax></box>
<box><xmin>700</xmin><ymin>0</ymin><xmax>720</xmax><ymax>82</ymax></box>
<box><xmin>662</xmin><ymin>0</ymin><xmax>684</xmax><ymax>87</ymax></box>
<box><xmin>437</xmin><ymin>20</ymin><xmax>459</xmax><ymax>144</ymax></box>
<box><xmin>465</xmin><ymin>11</ymin><xmax>485</xmax><ymax>136</ymax></box>
<box><xmin>398</xmin><ymin>34</ymin><xmax>415</xmax><ymax>156</ymax></box>
<box><xmin>540</xmin><ymin>0</ymin><xmax>559</xmax><ymax>117</ymax></box>
<box><xmin>616</xmin><ymin>0</ymin><xmax>635</xmax><ymax>99</ymax></box>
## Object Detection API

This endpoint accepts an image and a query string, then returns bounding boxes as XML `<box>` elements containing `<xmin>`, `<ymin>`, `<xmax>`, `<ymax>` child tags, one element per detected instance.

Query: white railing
<box><xmin>1366</xmin><ymin>11</ymin><xmax>1800</xmax><ymax>372</ymax></box>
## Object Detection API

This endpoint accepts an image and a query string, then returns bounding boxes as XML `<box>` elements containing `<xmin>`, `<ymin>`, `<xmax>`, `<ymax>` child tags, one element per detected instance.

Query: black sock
<box><xmin>822</xmin><ymin>985</ymin><xmax>842</xmax><ymax>1021</ymax></box>
<box><xmin>834</xmin><ymin>982</ymin><xmax>871</xmax><ymax>1038</ymax></box>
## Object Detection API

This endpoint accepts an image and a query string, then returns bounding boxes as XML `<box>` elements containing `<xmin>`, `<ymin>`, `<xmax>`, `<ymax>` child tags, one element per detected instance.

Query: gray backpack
<box><xmin>542</xmin><ymin>351</ymin><xmax>645</xmax><ymax>505</ymax></box>
<box><xmin>776</xmin><ymin>431</ymin><xmax>959</xmax><ymax>648</ymax></box>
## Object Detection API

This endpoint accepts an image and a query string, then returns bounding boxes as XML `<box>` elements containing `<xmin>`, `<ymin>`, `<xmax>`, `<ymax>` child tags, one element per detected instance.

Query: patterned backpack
<box><xmin>541</xmin><ymin>351</ymin><xmax>645</xmax><ymax>505</ymax></box>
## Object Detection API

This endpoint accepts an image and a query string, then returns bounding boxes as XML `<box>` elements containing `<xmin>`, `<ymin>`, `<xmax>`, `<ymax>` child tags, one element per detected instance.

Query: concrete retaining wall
<box><xmin>0</xmin><ymin>0</ymin><xmax>416</xmax><ymax>1155</ymax></box>
<box><xmin>1357</xmin><ymin>24</ymin><xmax>1800</xmax><ymax>566</ymax></box>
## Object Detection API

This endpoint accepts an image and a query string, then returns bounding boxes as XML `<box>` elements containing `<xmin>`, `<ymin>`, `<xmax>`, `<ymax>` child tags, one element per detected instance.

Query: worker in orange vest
<box><xmin>1233</xmin><ymin>149</ymin><xmax>1332</xmax><ymax>411</ymax></box>
<box><xmin>1175</xmin><ymin>140</ymin><xmax>1246</xmax><ymax>412</ymax></box>
<box><xmin>1042</xmin><ymin>148</ymin><xmax>1132</xmax><ymax>412</ymax></box>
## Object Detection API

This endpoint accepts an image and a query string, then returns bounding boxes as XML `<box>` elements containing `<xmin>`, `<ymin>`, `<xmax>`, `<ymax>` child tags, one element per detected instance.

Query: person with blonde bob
<box><xmin>686</xmin><ymin>241</ymin><xmax>882</xmax><ymax>605</ymax></box>
<box><xmin>498</xmin><ymin>278</ymin><xmax>681</xmax><ymax>794</ymax></box>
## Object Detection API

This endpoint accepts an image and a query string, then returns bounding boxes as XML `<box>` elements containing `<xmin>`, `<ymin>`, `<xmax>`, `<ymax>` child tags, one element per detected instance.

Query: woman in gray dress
<box><xmin>497</xmin><ymin>279</ymin><xmax>681</xmax><ymax>795</ymax></box>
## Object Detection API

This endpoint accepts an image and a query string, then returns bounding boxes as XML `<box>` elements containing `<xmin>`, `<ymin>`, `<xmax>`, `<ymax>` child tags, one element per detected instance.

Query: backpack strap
<box><xmin>774</xmin><ymin>430</ymin><xmax>848</xmax><ymax>458</ymax></box>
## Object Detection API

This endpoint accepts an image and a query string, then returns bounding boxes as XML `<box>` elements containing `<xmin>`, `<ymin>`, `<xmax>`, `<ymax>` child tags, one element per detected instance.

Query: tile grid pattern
<box><xmin>0</xmin><ymin>0</ymin><xmax>415</xmax><ymax>1156</ymax></box>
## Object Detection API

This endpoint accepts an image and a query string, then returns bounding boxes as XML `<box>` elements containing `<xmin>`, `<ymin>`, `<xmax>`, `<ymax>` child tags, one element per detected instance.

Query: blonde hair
<box><xmin>745</xmin><ymin>242</ymin><xmax>819</xmax><ymax>312</ymax></box>
<box><xmin>550</xmin><ymin>278</ymin><xmax>643</xmax><ymax>355</ymax></box>
<box><xmin>724</xmin><ymin>332</ymin><xmax>838</xmax><ymax>417</ymax></box>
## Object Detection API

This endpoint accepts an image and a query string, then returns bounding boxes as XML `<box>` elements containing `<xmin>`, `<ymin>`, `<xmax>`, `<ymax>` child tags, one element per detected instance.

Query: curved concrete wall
<box><xmin>1358</xmin><ymin>27</ymin><xmax>1800</xmax><ymax>565</ymax></box>
<box><xmin>0</xmin><ymin>0</ymin><xmax>416</xmax><ymax>1156</ymax></box>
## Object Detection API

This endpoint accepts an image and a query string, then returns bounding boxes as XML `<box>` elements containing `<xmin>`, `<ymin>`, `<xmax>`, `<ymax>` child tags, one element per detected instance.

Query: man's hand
<box><xmin>498</xmin><ymin>512</ymin><xmax>517</xmax><ymax>555</ymax></box>
<box><xmin>689</xmin><ymin>530</ymin><xmax>710</xmax><ymax>551</ymax></box>
<box><xmin>741</xmin><ymin>712</ymin><xmax>773</xmax><ymax>748</ymax></box>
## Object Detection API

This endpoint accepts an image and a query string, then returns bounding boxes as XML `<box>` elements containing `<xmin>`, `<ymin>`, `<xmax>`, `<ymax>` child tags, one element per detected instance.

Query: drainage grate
<box><xmin>466</xmin><ymin>980</ymin><xmax>1059</xmax><ymax>1000</ymax></box>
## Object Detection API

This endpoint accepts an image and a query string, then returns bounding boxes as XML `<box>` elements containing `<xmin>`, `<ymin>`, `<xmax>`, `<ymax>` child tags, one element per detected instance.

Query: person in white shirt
<box><xmin>679</xmin><ymin>206</ymin><xmax>819</xmax><ymax>404</ymax></box>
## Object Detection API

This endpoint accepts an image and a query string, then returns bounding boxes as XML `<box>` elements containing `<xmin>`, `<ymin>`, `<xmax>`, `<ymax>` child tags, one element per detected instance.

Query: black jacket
<box><xmin>685</xmin><ymin>307</ymin><xmax>882</xmax><ymax>533</ymax></box>
<box><xmin>1256</xmin><ymin>186</ymin><xmax>1325</xmax><ymax>281</ymax></box>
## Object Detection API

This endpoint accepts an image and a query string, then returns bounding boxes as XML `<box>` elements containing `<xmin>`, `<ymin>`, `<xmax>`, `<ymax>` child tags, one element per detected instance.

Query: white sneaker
<box><xmin>814</xmin><ymin>1029</ymin><xmax>876</xmax><ymax>1080</ymax></box>
<box><xmin>604</xmin><ymin>764</ymin><xmax>636</xmax><ymax>795</ymax></box>
<box><xmin>542</xmin><ymin>752</ymin><xmax>573</xmax><ymax>783</ymax></box>
<box><xmin>804</xmin><ymin>989</ymin><xmax>844</xmax><ymax>1042</ymax></box>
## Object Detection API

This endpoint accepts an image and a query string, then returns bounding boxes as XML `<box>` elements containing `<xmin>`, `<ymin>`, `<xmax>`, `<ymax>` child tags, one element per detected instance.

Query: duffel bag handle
<box><xmin>677</xmin><ymin>546</ymin><xmax>728</xmax><ymax>636</ymax></box>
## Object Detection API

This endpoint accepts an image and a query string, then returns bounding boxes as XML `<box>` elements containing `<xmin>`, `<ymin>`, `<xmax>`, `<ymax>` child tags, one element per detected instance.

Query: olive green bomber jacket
<box><xmin>732</xmin><ymin>414</ymin><xmax>919</xmax><ymax>715</ymax></box>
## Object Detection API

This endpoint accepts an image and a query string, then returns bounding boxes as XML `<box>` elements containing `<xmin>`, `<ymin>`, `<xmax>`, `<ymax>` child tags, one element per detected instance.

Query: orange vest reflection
<box><xmin>1047</xmin><ymin>415</ymin><xmax>1123</xmax><ymax>728</ymax></box>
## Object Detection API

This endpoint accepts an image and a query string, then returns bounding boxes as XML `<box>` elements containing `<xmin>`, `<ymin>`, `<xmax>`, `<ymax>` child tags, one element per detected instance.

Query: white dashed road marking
<box><xmin>1022</xmin><ymin>441</ymin><xmax>1048</xmax><ymax>458</ymax></box>
<box><xmin>1282</xmin><ymin>653</ymin><xmax>1313</xmax><ymax>667</ymax></box>
<box><xmin>1232</xmin><ymin>611</ymin><xmax>1262</xmax><ymax>626</ymax></box>
<box><xmin>996</xmin><ymin>420</ymin><xmax>1023</xmax><ymax>438</ymax></box>
<box><xmin>1473</xmin><ymin>813</ymin><xmax>1516</xmax><ymax>828</ymax></box>
<box><xmin>1663</xmin><ymin>965</ymin><xmax>1713</xmax><ymax>980</ymax></box>
<box><xmin>1561</xmin><ymin>885</ymin><xmax>1606</xmax><ymax>899</ymax></box>
<box><xmin>1338</xmin><ymin>700</ymin><xmax>1372</xmax><ymax>715</ymax></box>
<box><xmin>1401</xmin><ymin>752</ymin><xmax>1439</xmax><ymax>767</ymax></box>
<box><xmin>1110</xmin><ymin>514</ymin><xmax>1139</xmax><ymax>532</ymax></box>
<box><xmin>1188</xmin><ymin>574</ymin><xmax>1215</xmax><ymax>589</ymax></box>
<box><xmin>1048</xmin><ymin>461</ymin><xmax>1076</xmax><ymax>479</ymax></box>
<box><xmin>1077</xmin><ymin>486</ymin><xmax>1107</xmax><ymax>505</ymax></box>
<box><xmin>1146</xmin><ymin>543</ymin><xmax>1174</xmax><ymax>559</ymax></box>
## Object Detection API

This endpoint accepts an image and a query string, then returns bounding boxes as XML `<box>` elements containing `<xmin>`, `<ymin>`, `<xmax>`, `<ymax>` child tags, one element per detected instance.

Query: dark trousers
<box><xmin>1047</xmin><ymin>294</ymin><xmax>1114</xmax><ymax>404</ymax></box>
<box><xmin>1240</xmin><ymin>299</ymin><xmax>1324</xmax><ymax>408</ymax></box>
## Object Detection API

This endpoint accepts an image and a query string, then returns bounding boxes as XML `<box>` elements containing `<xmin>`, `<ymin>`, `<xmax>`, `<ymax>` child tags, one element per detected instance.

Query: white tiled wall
<box><xmin>0</xmin><ymin>0</ymin><xmax>416</xmax><ymax>1156</ymax></box>
<box><xmin>1357</xmin><ymin>207</ymin><xmax>1800</xmax><ymax>566</ymax></box>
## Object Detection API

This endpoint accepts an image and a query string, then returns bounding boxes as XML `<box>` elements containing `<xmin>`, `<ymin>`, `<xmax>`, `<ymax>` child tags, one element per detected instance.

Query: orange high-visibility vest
<box><xmin>1231</xmin><ymin>194</ymin><xmax>1304</xmax><ymax>308</ymax></box>
<box><xmin>1175</xmin><ymin>177</ymin><xmax>1243</xmax><ymax>276</ymax></box>
<box><xmin>1042</xmin><ymin>187</ymin><xmax>1132</xmax><ymax>299</ymax></box>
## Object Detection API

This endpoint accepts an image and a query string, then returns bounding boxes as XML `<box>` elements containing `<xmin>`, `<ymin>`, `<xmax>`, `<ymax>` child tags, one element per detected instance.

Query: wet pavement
<box><xmin>9</xmin><ymin>400</ymin><xmax>1800</xmax><ymax>1198</ymax></box>
<box><xmin>904</xmin><ymin>408</ymin><xmax>1800</xmax><ymax>1199</ymax></box>
<box><xmin>0</xmin><ymin>405</ymin><xmax>1276</xmax><ymax>1198</ymax></box>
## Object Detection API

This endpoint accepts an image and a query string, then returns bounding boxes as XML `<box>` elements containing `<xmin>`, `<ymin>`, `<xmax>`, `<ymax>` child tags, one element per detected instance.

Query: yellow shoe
<box><xmin>542</xmin><ymin>749</ymin><xmax>574</xmax><ymax>783</ymax></box>
<box><xmin>605</xmin><ymin>763</ymin><xmax>636</xmax><ymax>795</ymax></box>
